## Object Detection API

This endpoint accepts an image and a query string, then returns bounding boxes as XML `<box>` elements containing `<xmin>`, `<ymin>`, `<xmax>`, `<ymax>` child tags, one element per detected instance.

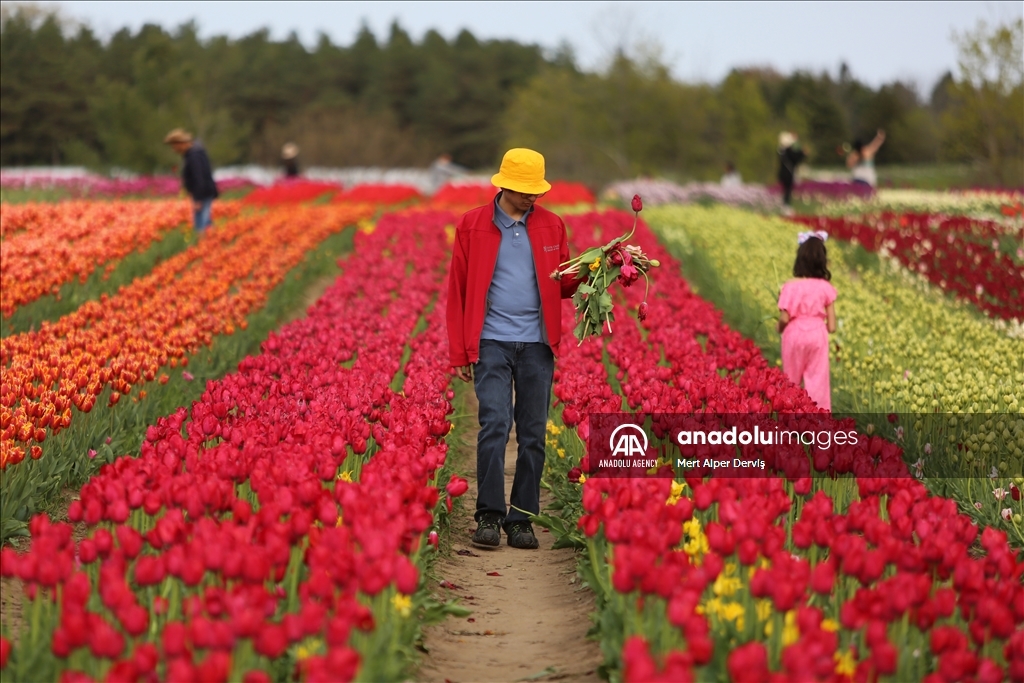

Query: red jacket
<box><xmin>447</xmin><ymin>199</ymin><xmax>580</xmax><ymax>367</ymax></box>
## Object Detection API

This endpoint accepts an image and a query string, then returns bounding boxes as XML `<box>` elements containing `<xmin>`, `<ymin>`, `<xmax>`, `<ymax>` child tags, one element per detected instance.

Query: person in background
<box><xmin>777</xmin><ymin>231</ymin><xmax>838</xmax><ymax>412</ymax></box>
<box><xmin>846</xmin><ymin>129</ymin><xmax>885</xmax><ymax>188</ymax></box>
<box><xmin>721</xmin><ymin>161</ymin><xmax>742</xmax><ymax>188</ymax></box>
<box><xmin>777</xmin><ymin>132</ymin><xmax>806</xmax><ymax>214</ymax></box>
<box><xmin>164</xmin><ymin>128</ymin><xmax>219</xmax><ymax>233</ymax></box>
<box><xmin>430</xmin><ymin>153</ymin><xmax>466</xmax><ymax>193</ymax></box>
<box><xmin>282</xmin><ymin>143</ymin><xmax>300</xmax><ymax>178</ymax></box>
<box><xmin>447</xmin><ymin>148</ymin><xmax>582</xmax><ymax>550</ymax></box>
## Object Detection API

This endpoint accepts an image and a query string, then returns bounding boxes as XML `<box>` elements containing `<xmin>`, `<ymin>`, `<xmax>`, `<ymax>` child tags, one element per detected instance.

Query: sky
<box><xmin>44</xmin><ymin>1</ymin><xmax>1024</xmax><ymax>92</ymax></box>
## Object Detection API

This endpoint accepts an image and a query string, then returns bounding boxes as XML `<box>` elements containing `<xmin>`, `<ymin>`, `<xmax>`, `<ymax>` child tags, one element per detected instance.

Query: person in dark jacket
<box><xmin>777</xmin><ymin>131</ymin><xmax>806</xmax><ymax>213</ymax></box>
<box><xmin>164</xmin><ymin>128</ymin><xmax>219</xmax><ymax>232</ymax></box>
<box><xmin>281</xmin><ymin>142</ymin><xmax>300</xmax><ymax>178</ymax></box>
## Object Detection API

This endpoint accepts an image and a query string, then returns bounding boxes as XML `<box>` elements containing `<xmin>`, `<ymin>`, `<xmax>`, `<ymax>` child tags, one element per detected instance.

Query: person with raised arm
<box><xmin>847</xmin><ymin>129</ymin><xmax>886</xmax><ymax>189</ymax></box>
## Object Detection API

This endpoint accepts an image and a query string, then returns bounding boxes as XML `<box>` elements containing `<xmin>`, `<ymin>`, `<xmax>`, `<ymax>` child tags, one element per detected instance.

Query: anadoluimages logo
<box><xmin>608</xmin><ymin>424</ymin><xmax>649</xmax><ymax>458</ymax></box>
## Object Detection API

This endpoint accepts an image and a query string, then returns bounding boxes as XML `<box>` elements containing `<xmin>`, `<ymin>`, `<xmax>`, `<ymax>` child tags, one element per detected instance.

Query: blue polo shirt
<box><xmin>480</xmin><ymin>195</ymin><xmax>544</xmax><ymax>342</ymax></box>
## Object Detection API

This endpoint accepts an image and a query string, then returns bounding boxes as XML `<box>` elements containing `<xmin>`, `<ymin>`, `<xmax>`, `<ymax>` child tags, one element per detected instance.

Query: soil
<box><xmin>417</xmin><ymin>392</ymin><xmax>604</xmax><ymax>683</ymax></box>
<box><xmin>0</xmin><ymin>576</ymin><xmax>22</xmax><ymax>648</ymax></box>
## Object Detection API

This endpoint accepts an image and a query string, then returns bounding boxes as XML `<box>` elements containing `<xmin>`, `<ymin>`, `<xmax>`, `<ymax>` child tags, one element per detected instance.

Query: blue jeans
<box><xmin>474</xmin><ymin>340</ymin><xmax>554</xmax><ymax>528</ymax></box>
<box><xmin>193</xmin><ymin>199</ymin><xmax>214</xmax><ymax>232</ymax></box>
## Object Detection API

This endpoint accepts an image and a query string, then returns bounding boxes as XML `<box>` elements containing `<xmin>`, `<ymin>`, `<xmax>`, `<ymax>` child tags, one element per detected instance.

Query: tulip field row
<box><xmin>238</xmin><ymin>179</ymin><xmax>596</xmax><ymax>211</ymax></box>
<box><xmin>0</xmin><ymin>201</ymin><xmax>240</xmax><ymax>328</ymax></box>
<box><xmin>538</xmin><ymin>209</ymin><xmax>1023</xmax><ymax>682</ymax></box>
<box><xmin>1</xmin><ymin>209</ymin><xmax>468</xmax><ymax>681</ymax></box>
<box><xmin>792</xmin><ymin>212</ymin><xmax>1023</xmax><ymax>321</ymax></box>
<box><xmin>815</xmin><ymin>189</ymin><xmax>1024</xmax><ymax>219</ymax></box>
<box><xmin>0</xmin><ymin>203</ymin><xmax>375</xmax><ymax>539</ymax></box>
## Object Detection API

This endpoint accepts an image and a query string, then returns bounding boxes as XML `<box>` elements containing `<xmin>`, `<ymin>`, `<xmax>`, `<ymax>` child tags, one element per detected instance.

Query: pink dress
<box><xmin>778</xmin><ymin>278</ymin><xmax>837</xmax><ymax>411</ymax></box>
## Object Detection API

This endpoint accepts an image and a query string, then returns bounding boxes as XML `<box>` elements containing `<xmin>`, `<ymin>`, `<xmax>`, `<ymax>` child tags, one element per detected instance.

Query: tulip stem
<box><xmin>587</xmin><ymin>535</ymin><xmax>610</xmax><ymax>598</ymax></box>
<box><xmin>29</xmin><ymin>587</ymin><xmax>42</xmax><ymax>663</ymax></box>
<box><xmin>624</xmin><ymin>212</ymin><xmax>638</xmax><ymax>243</ymax></box>
<box><xmin>286</xmin><ymin>543</ymin><xmax>302</xmax><ymax>612</ymax></box>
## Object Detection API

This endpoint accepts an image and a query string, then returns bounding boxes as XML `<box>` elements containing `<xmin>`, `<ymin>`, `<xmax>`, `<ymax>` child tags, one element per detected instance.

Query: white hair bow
<box><xmin>797</xmin><ymin>230</ymin><xmax>828</xmax><ymax>244</ymax></box>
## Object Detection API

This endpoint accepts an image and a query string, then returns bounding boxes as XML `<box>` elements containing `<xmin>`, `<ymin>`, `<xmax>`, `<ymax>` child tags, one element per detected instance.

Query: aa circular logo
<box><xmin>608</xmin><ymin>423</ymin><xmax>648</xmax><ymax>458</ymax></box>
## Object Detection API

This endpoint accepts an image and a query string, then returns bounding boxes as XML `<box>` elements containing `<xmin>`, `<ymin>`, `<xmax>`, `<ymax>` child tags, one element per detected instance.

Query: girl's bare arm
<box><xmin>778</xmin><ymin>310</ymin><xmax>791</xmax><ymax>333</ymax></box>
<box><xmin>864</xmin><ymin>130</ymin><xmax>886</xmax><ymax>158</ymax></box>
<box><xmin>826</xmin><ymin>303</ymin><xmax>837</xmax><ymax>333</ymax></box>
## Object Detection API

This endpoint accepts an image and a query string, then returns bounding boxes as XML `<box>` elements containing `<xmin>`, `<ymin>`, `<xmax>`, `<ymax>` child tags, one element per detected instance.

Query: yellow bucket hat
<box><xmin>491</xmin><ymin>148</ymin><xmax>551</xmax><ymax>195</ymax></box>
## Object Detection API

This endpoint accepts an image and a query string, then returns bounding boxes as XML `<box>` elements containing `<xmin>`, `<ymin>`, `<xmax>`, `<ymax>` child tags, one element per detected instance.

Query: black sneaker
<box><xmin>506</xmin><ymin>521</ymin><xmax>539</xmax><ymax>549</ymax></box>
<box><xmin>471</xmin><ymin>513</ymin><xmax>502</xmax><ymax>548</ymax></box>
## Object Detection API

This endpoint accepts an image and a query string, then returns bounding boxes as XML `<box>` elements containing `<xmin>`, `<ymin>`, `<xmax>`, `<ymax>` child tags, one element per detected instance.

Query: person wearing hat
<box><xmin>777</xmin><ymin>131</ymin><xmax>806</xmax><ymax>213</ymax></box>
<box><xmin>164</xmin><ymin>128</ymin><xmax>219</xmax><ymax>232</ymax></box>
<box><xmin>447</xmin><ymin>148</ymin><xmax>582</xmax><ymax>550</ymax></box>
<box><xmin>281</xmin><ymin>143</ymin><xmax>300</xmax><ymax>178</ymax></box>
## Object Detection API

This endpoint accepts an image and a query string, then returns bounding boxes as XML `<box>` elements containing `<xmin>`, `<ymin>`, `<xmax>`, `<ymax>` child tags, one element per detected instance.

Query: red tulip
<box><xmin>445</xmin><ymin>476</ymin><xmax>469</xmax><ymax>498</ymax></box>
<box><xmin>255</xmin><ymin>624</ymin><xmax>288</xmax><ymax>659</ymax></box>
<box><xmin>728</xmin><ymin>642</ymin><xmax>769</xmax><ymax>682</ymax></box>
<box><xmin>631</xmin><ymin>194</ymin><xmax>643</xmax><ymax>213</ymax></box>
<box><xmin>243</xmin><ymin>671</ymin><xmax>272</xmax><ymax>683</ymax></box>
<box><xmin>165</xmin><ymin>658</ymin><xmax>197</xmax><ymax>683</ymax></box>
<box><xmin>132</xmin><ymin>643</ymin><xmax>159</xmax><ymax>674</ymax></box>
<box><xmin>162</xmin><ymin>622</ymin><xmax>188</xmax><ymax>657</ymax></box>
<box><xmin>119</xmin><ymin>604</ymin><xmax>149</xmax><ymax>637</ymax></box>
<box><xmin>88</xmin><ymin>617</ymin><xmax>125</xmax><ymax>659</ymax></box>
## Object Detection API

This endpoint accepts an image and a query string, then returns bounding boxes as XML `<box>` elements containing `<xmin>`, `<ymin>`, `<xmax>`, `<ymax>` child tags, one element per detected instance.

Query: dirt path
<box><xmin>418</xmin><ymin>393</ymin><xmax>603</xmax><ymax>683</ymax></box>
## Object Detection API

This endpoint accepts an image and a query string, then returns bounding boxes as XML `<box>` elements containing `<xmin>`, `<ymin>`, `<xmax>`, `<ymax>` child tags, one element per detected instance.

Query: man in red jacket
<box><xmin>447</xmin><ymin>148</ymin><xmax>580</xmax><ymax>549</ymax></box>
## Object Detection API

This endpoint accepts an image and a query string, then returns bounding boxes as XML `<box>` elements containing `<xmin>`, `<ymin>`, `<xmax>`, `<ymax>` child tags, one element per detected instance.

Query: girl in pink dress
<box><xmin>778</xmin><ymin>232</ymin><xmax>838</xmax><ymax>411</ymax></box>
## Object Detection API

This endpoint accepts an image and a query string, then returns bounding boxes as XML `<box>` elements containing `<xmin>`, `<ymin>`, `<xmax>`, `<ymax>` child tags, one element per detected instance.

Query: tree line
<box><xmin>1</xmin><ymin>5</ymin><xmax>1020</xmax><ymax>186</ymax></box>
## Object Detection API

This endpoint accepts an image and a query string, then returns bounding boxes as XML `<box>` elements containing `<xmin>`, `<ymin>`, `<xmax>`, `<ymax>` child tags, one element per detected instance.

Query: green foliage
<box><xmin>0</xmin><ymin>6</ymin><xmax>547</xmax><ymax>172</ymax></box>
<box><xmin>939</xmin><ymin>19</ymin><xmax>1024</xmax><ymax>186</ymax></box>
<box><xmin>90</xmin><ymin>23</ymin><xmax>250</xmax><ymax>172</ymax></box>
<box><xmin>718</xmin><ymin>71</ymin><xmax>777</xmax><ymax>183</ymax></box>
<box><xmin>504</xmin><ymin>53</ymin><xmax>719</xmax><ymax>185</ymax></box>
<box><xmin>505</xmin><ymin>53</ymin><xmax>964</xmax><ymax>186</ymax></box>
<box><xmin>778</xmin><ymin>72</ymin><xmax>848</xmax><ymax>161</ymax></box>
<box><xmin>0</xmin><ymin>186</ymin><xmax>78</xmax><ymax>203</ymax></box>
<box><xmin>0</xmin><ymin>9</ymin><xmax>100</xmax><ymax>165</ymax></box>
<box><xmin>3</xmin><ymin>5</ymin><xmax>1015</xmax><ymax>187</ymax></box>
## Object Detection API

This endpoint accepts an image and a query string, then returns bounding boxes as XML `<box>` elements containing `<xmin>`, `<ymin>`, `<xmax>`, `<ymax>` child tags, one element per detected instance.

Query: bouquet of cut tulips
<box><xmin>551</xmin><ymin>195</ymin><xmax>659</xmax><ymax>343</ymax></box>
